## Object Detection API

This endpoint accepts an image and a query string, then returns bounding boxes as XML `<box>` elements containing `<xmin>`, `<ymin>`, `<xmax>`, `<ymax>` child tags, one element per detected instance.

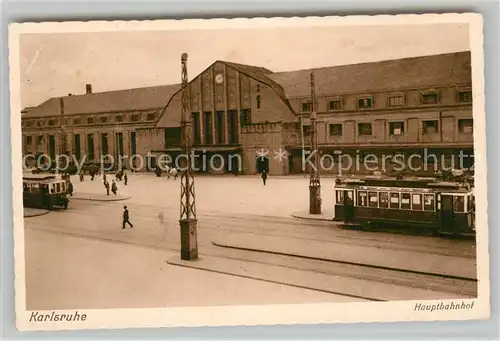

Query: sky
<box><xmin>19</xmin><ymin>23</ymin><xmax>470</xmax><ymax>108</ymax></box>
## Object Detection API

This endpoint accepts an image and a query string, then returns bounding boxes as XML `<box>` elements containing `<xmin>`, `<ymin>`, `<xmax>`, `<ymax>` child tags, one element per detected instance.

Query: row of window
<box><xmin>23</xmin><ymin>181</ymin><xmax>67</xmax><ymax>195</ymax></box>
<box><xmin>23</xmin><ymin>112</ymin><xmax>157</xmax><ymax>128</ymax></box>
<box><xmin>24</xmin><ymin>131</ymin><xmax>137</xmax><ymax>158</ymax></box>
<box><xmin>302</xmin><ymin>90</ymin><xmax>472</xmax><ymax>113</ymax></box>
<box><xmin>190</xmin><ymin>110</ymin><xmax>245</xmax><ymax>146</ymax></box>
<box><xmin>336</xmin><ymin>190</ymin><xmax>473</xmax><ymax>213</ymax></box>
<box><xmin>328</xmin><ymin>119</ymin><xmax>473</xmax><ymax>137</ymax></box>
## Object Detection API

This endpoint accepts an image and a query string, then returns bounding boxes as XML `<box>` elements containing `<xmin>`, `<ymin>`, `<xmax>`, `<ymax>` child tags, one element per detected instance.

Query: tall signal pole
<box><xmin>59</xmin><ymin>98</ymin><xmax>68</xmax><ymax>167</ymax></box>
<box><xmin>309</xmin><ymin>72</ymin><xmax>321</xmax><ymax>214</ymax></box>
<box><xmin>179</xmin><ymin>53</ymin><xmax>198</xmax><ymax>260</ymax></box>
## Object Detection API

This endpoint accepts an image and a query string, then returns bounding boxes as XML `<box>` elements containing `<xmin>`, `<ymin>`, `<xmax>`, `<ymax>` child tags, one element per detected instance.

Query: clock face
<box><xmin>215</xmin><ymin>73</ymin><xmax>224</xmax><ymax>84</ymax></box>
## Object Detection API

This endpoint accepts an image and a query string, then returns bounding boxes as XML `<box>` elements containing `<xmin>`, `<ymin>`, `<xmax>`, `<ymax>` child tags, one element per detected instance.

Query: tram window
<box><xmin>423</xmin><ymin>194</ymin><xmax>435</xmax><ymax>211</ymax></box>
<box><xmin>390</xmin><ymin>193</ymin><xmax>400</xmax><ymax>209</ymax></box>
<box><xmin>358</xmin><ymin>191</ymin><xmax>368</xmax><ymax>207</ymax></box>
<box><xmin>336</xmin><ymin>190</ymin><xmax>344</xmax><ymax>204</ymax></box>
<box><xmin>401</xmin><ymin>193</ymin><xmax>411</xmax><ymax>210</ymax></box>
<box><xmin>368</xmin><ymin>192</ymin><xmax>378</xmax><ymax>207</ymax></box>
<box><xmin>412</xmin><ymin>194</ymin><xmax>423</xmax><ymax>210</ymax></box>
<box><xmin>379</xmin><ymin>192</ymin><xmax>389</xmax><ymax>208</ymax></box>
<box><xmin>454</xmin><ymin>196</ymin><xmax>465</xmax><ymax>213</ymax></box>
<box><xmin>61</xmin><ymin>182</ymin><xmax>66</xmax><ymax>192</ymax></box>
<box><xmin>23</xmin><ymin>183</ymin><xmax>29</xmax><ymax>192</ymax></box>
<box><xmin>467</xmin><ymin>194</ymin><xmax>475</xmax><ymax>211</ymax></box>
<box><xmin>56</xmin><ymin>183</ymin><xmax>61</xmax><ymax>193</ymax></box>
<box><xmin>346</xmin><ymin>191</ymin><xmax>354</xmax><ymax>204</ymax></box>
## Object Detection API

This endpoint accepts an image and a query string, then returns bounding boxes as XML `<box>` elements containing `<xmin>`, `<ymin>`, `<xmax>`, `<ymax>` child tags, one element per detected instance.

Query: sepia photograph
<box><xmin>9</xmin><ymin>13</ymin><xmax>489</xmax><ymax>331</ymax></box>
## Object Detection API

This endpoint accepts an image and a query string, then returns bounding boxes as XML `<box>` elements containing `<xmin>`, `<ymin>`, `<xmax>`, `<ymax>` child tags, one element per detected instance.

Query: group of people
<box><xmin>76</xmin><ymin>169</ymin><xmax>129</xmax><ymax>196</ymax></box>
<box><xmin>102</xmin><ymin>172</ymin><xmax>127</xmax><ymax>196</ymax></box>
<box><xmin>155</xmin><ymin>165</ymin><xmax>179</xmax><ymax>179</ymax></box>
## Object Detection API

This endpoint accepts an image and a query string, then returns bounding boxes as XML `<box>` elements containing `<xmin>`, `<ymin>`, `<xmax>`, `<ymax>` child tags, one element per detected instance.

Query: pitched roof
<box><xmin>22</xmin><ymin>52</ymin><xmax>471</xmax><ymax>120</ymax></box>
<box><xmin>267</xmin><ymin>51</ymin><xmax>472</xmax><ymax>98</ymax></box>
<box><xmin>22</xmin><ymin>84</ymin><xmax>181</xmax><ymax>118</ymax></box>
<box><xmin>220</xmin><ymin>60</ymin><xmax>295</xmax><ymax>115</ymax></box>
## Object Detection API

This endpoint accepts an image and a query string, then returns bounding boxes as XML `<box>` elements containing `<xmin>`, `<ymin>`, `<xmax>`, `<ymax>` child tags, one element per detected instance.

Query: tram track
<box><xmin>41</xmin><ymin>199</ymin><xmax>476</xmax><ymax>259</ymax></box>
<box><xmin>25</xmin><ymin>220</ymin><xmax>477</xmax><ymax>300</ymax></box>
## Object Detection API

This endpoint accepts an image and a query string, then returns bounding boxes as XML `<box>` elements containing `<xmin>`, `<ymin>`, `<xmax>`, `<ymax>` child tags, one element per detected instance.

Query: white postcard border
<box><xmin>8</xmin><ymin>13</ymin><xmax>490</xmax><ymax>331</ymax></box>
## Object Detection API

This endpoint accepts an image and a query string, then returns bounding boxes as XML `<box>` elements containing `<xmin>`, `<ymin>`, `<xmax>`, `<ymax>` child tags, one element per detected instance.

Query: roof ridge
<box><xmin>65</xmin><ymin>83</ymin><xmax>181</xmax><ymax>98</ymax></box>
<box><xmin>270</xmin><ymin>50</ymin><xmax>471</xmax><ymax>75</ymax></box>
<box><xmin>219</xmin><ymin>60</ymin><xmax>273</xmax><ymax>73</ymax></box>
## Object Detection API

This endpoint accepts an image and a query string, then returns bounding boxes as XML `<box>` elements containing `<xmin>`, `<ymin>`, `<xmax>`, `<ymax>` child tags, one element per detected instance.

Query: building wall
<box><xmin>157</xmin><ymin>62</ymin><xmax>296</xmax><ymax>148</ymax></box>
<box><xmin>288</xmin><ymin>84</ymin><xmax>471</xmax><ymax>113</ymax></box>
<box><xmin>22</xmin><ymin>108</ymin><xmax>160</xmax><ymax>169</ymax></box>
<box><xmin>318</xmin><ymin>108</ymin><xmax>473</xmax><ymax>147</ymax></box>
<box><xmin>240</xmin><ymin>122</ymin><xmax>286</xmax><ymax>175</ymax></box>
<box><xmin>21</xmin><ymin>58</ymin><xmax>473</xmax><ymax>176</ymax></box>
<box><xmin>286</xmin><ymin>83</ymin><xmax>473</xmax><ymax>175</ymax></box>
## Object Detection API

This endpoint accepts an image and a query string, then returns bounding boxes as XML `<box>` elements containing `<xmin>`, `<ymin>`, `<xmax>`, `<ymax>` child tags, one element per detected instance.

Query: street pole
<box><xmin>299</xmin><ymin>109</ymin><xmax>306</xmax><ymax>177</ymax></box>
<box><xmin>179</xmin><ymin>53</ymin><xmax>198</xmax><ymax>261</ymax></box>
<box><xmin>309</xmin><ymin>72</ymin><xmax>321</xmax><ymax>214</ymax></box>
<box><xmin>59</xmin><ymin>98</ymin><xmax>68</xmax><ymax>169</ymax></box>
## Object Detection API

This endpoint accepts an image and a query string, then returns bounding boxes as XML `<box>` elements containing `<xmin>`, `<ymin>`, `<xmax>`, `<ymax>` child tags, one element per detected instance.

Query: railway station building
<box><xmin>21</xmin><ymin>51</ymin><xmax>474</xmax><ymax>175</ymax></box>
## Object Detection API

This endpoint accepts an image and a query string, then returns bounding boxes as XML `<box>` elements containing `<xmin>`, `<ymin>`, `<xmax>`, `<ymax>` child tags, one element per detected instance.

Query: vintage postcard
<box><xmin>9</xmin><ymin>13</ymin><xmax>489</xmax><ymax>331</ymax></box>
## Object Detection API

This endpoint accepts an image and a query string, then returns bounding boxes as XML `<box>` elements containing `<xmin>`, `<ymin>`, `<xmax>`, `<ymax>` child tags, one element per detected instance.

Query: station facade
<box><xmin>21</xmin><ymin>51</ymin><xmax>474</xmax><ymax>175</ymax></box>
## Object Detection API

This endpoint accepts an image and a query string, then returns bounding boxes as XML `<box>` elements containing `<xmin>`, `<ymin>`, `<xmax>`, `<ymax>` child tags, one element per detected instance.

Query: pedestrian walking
<box><xmin>67</xmin><ymin>181</ymin><xmax>73</xmax><ymax>196</ymax></box>
<box><xmin>79</xmin><ymin>172</ymin><xmax>84</xmax><ymax>182</ymax></box>
<box><xmin>104</xmin><ymin>180</ymin><xmax>110</xmax><ymax>196</ymax></box>
<box><xmin>261</xmin><ymin>169</ymin><xmax>268</xmax><ymax>186</ymax></box>
<box><xmin>158</xmin><ymin>211</ymin><xmax>164</xmax><ymax>223</ymax></box>
<box><xmin>103</xmin><ymin>173</ymin><xmax>107</xmax><ymax>183</ymax></box>
<box><xmin>124</xmin><ymin>172</ymin><xmax>128</xmax><ymax>186</ymax></box>
<box><xmin>111</xmin><ymin>180</ymin><xmax>118</xmax><ymax>195</ymax></box>
<box><xmin>122</xmin><ymin>206</ymin><xmax>133</xmax><ymax>229</ymax></box>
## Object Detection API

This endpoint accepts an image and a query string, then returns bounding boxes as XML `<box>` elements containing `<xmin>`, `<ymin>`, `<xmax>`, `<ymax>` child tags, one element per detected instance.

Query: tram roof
<box><xmin>22</xmin><ymin>173</ymin><xmax>57</xmax><ymax>181</ymax></box>
<box><xmin>338</xmin><ymin>177</ymin><xmax>471</xmax><ymax>191</ymax></box>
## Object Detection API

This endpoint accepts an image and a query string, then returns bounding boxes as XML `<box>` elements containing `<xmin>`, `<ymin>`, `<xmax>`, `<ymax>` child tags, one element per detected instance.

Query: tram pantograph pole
<box><xmin>309</xmin><ymin>72</ymin><xmax>321</xmax><ymax>214</ymax></box>
<box><xmin>179</xmin><ymin>53</ymin><xmax>198</xmax><ymax>260</ymax></box>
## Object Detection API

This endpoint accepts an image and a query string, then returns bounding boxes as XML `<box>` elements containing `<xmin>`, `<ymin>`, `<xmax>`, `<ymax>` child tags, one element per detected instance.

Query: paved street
<box><xmin>69</xmin><ymin>172</ymin><xmax>335</xmax><ymax>218</ymax></box>
<box><xmin>23</xmin><ymin>173</ymin><xmax>477</xmax><ymax>310</ymax></box>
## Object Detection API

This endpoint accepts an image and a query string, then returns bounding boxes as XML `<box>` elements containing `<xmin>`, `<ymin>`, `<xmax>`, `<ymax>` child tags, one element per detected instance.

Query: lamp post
<box><xmin>179</xmin><ymin>53</ymin><xmax>198</xmax><ymax>260</ymax></box>
<box><xmin>59</xmin><ymin>98</ymin><xmax>68</xmax><ymax>169</ymax></box>
<box><xmin>309</xmin><ymin>72</ymin><xmax>321</xmax><ymax>214</ymax></box>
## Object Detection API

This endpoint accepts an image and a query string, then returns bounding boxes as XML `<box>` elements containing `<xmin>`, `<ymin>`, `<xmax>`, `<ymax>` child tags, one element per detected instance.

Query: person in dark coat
<box><xmin>67</xmin><ymin>181</ymin><xmax>73</xmax><ymax>196</ymax></box>
<box><xmin>122</xmin><ymin>205</ymin><xmax>133</xmax><ymax>229</ymax></box>
<box><xmin>124</xmin><ymin>172</ymin><xmax>128</xmax><ymax>186</ymax></box>
<box><xmin>79</xmin><ymin>172</ymin><xmax>84</xmax><ymax>182</ymax></box>
<box><xmin>104</xmin><ymin>180</ymin><xmax>110</xmax><ymax>196</ymax></box>
<box><xmin>261</xmin><ymin>170</ymin><xmax>268</xmax><ymax>186</ymax></box>
<box><xmin>111</xmin><ymin>180</ymin><xmax>118</xmax><ymax>195</ymax></box>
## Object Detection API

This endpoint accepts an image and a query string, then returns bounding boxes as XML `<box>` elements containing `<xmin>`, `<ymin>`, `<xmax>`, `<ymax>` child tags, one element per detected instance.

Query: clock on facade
<box><xmin>214</xmin><ymin>73</ymin><xmax>224</xmax><ymax>84</ymax></box>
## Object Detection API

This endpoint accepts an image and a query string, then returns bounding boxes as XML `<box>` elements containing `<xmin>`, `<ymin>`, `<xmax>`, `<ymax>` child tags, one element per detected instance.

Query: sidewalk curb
<box><xmin>24</xmin><ymin>209</ymin><xmax>50</xmax><ymax>218</ymax></box>
<box><xmin>211</xmin><ymin>240</ymin><xmax>477</xmax><ymax>281</ymax></box>
<box><xmin>291</xmin><ymin>211</ymin><xmax>334</xmax><ymax>222</ymax></box>
<box><xmin>72</xmin><ymin>195</ymin><xmax>131</xmax><ymax>202</ymax></box>
<box><xmin>166</xmin><ymin>257</ymin><xmax>377</xmax><ymax>301</ymax></box>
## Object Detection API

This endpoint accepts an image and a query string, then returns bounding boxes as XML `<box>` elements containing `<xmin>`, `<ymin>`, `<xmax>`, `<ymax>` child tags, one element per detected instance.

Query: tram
<box><xmin>333</xmin><ymin>177</ymin><xmax>475</xmax><ymax>236</ymax></box>
<box><xmin>23</xmin><ymin>174</ymin><xmax>69</xmax><ymax>210</ymax></box>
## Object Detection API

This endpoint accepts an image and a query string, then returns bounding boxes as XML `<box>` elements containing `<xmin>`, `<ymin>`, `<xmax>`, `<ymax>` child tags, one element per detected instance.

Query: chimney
<box><xmin>86</xmin><ymin>84</ymin><xmax>92</xmax><ymax>94</ymax></box>
<box><xmin>59</xmin><ymin>98</ymin><xmax>65</xmax><ymax>115</ymax></box>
